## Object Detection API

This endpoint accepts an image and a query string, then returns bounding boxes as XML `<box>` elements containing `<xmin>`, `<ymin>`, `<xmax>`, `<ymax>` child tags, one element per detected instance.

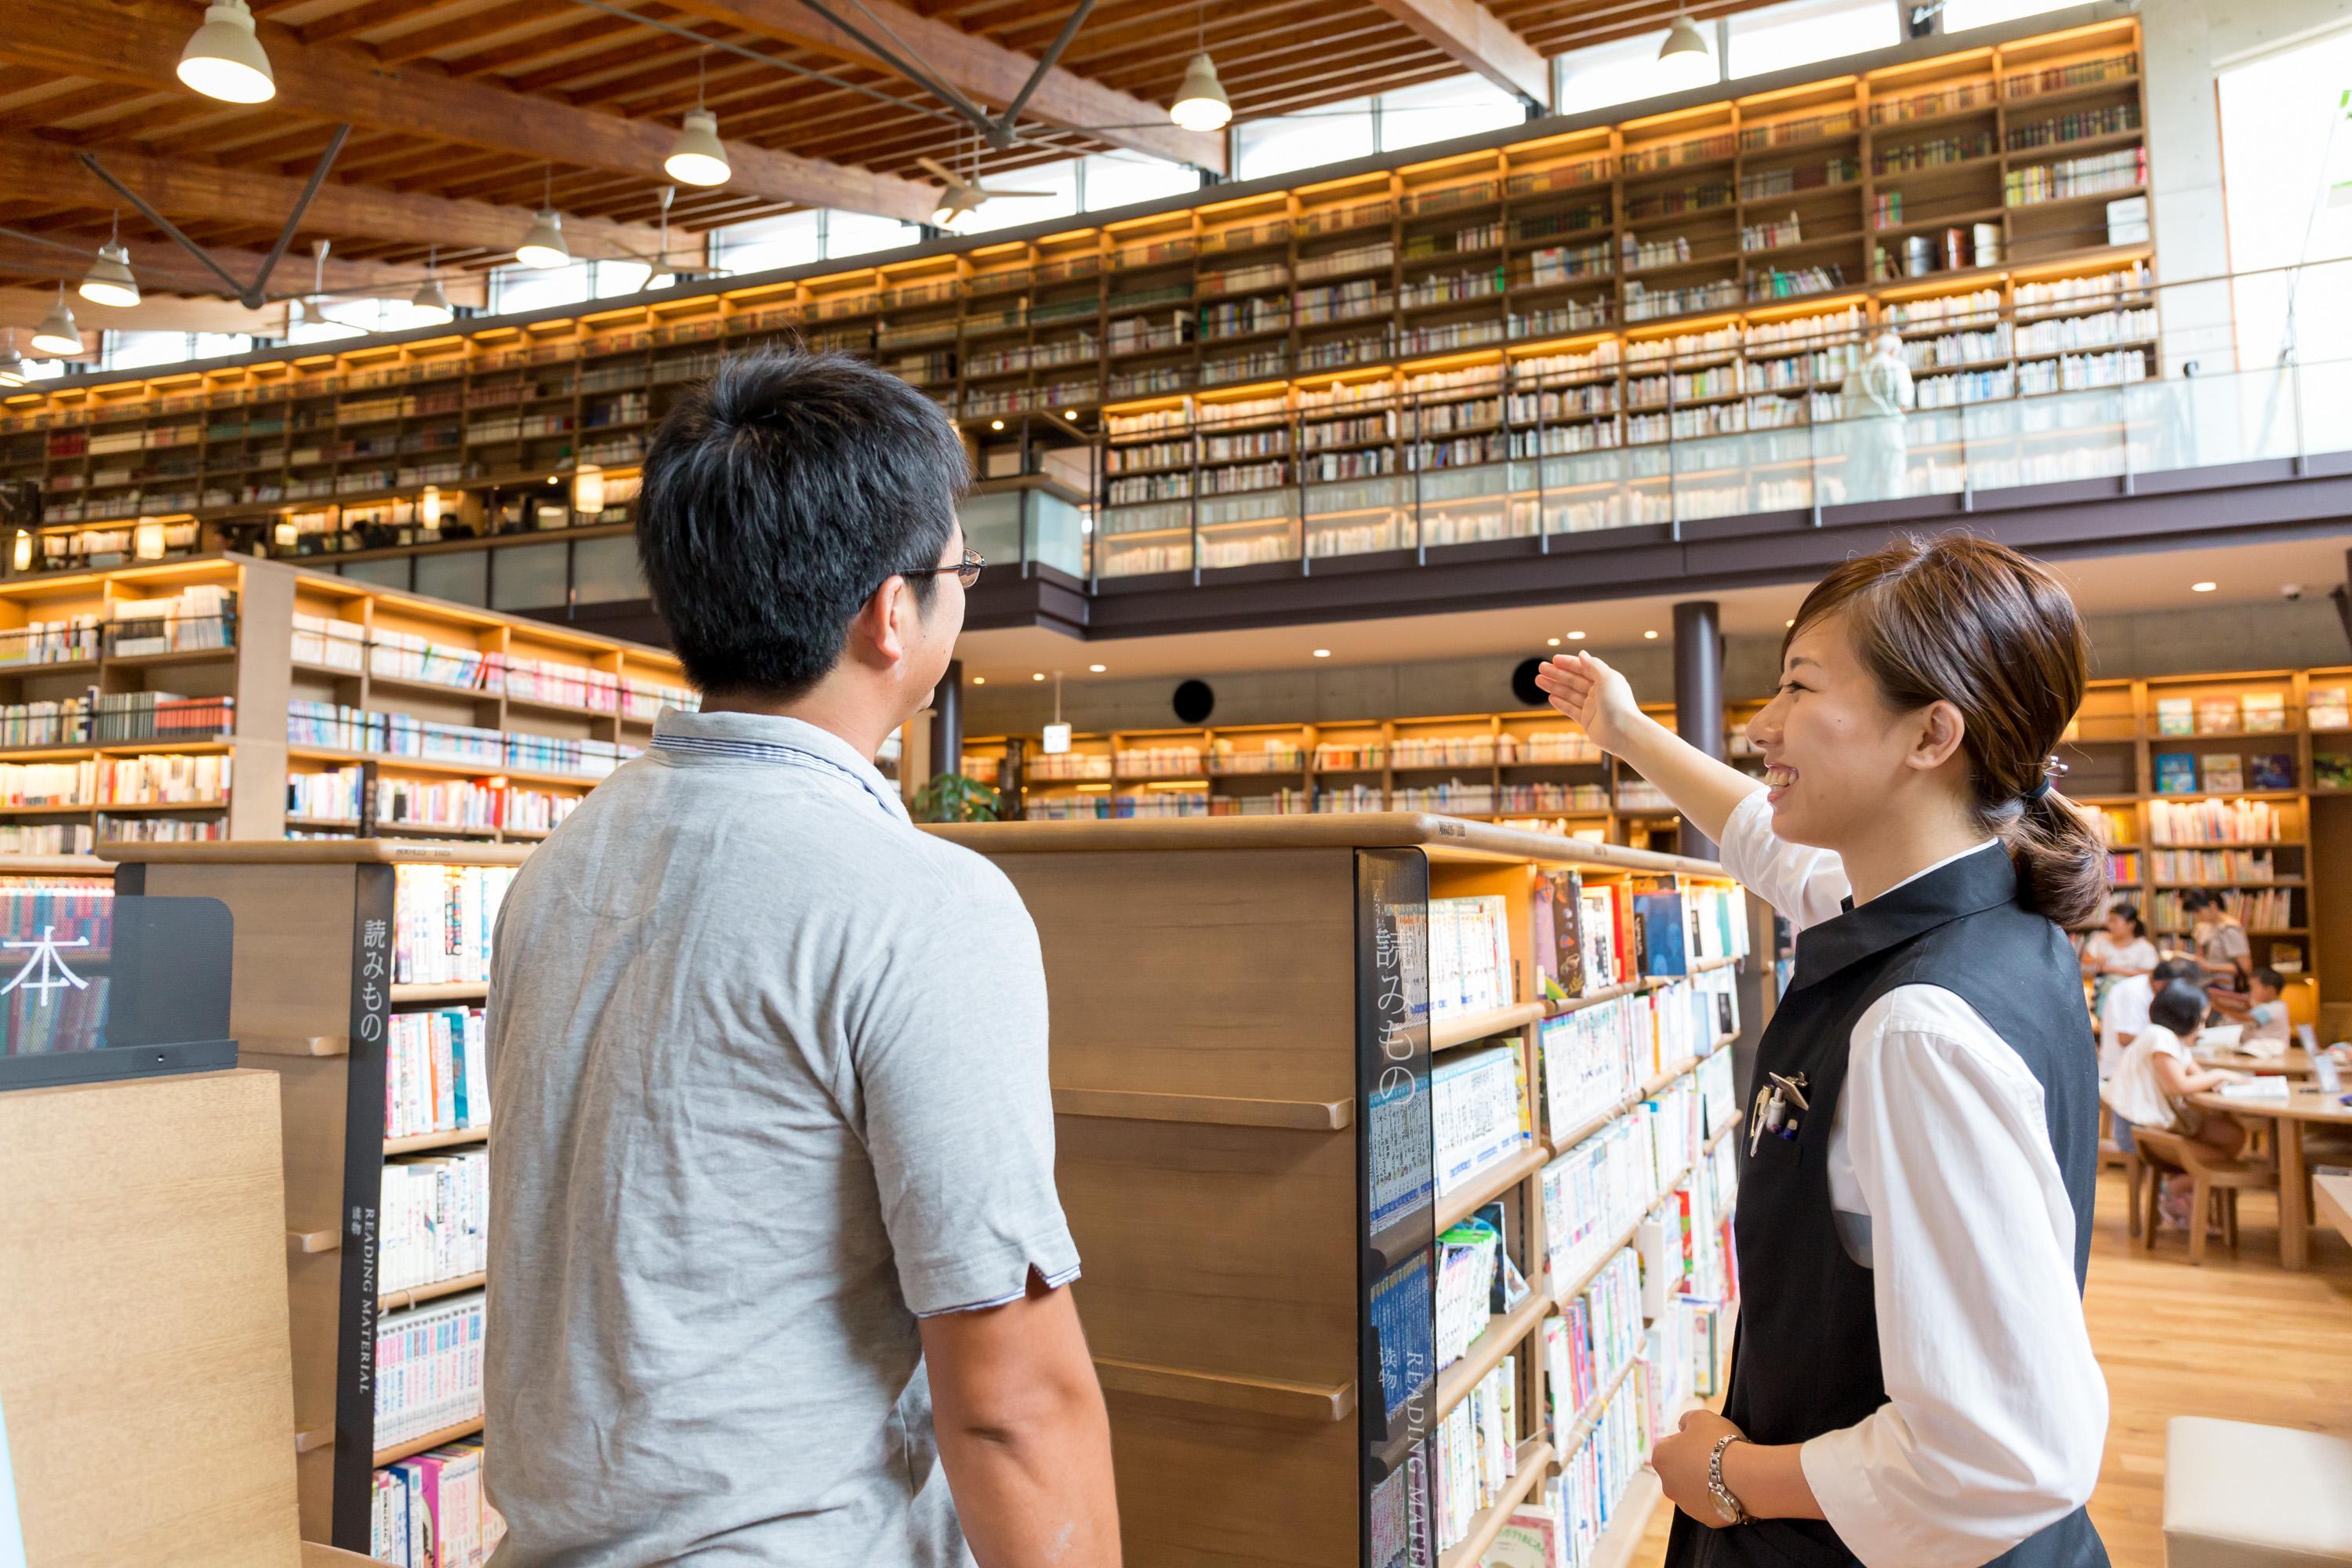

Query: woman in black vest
<box><xmin>1537</xmin><ymin>534</ymin><xmax>2109</xmax><ymax>1568</ymax></box>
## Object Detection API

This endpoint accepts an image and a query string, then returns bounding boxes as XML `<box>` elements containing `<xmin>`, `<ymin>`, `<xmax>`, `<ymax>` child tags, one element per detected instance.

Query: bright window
<box><xmin>1555</xmin><ymin>33</ymin><xmax>1679</xmax><ymax>116</ymax></box>
<box><xmin>595</xmin><ymin>260</ymin><xmax>654</xmax><ymax>296</ymax></box>
<box><xmin>1939</xmin><ymin>0</ymin><xmax>2073</xmax><ymax>32</ymax></box>
<box><xmin>1380</xmin><ymin>73</ymin><xmax>1527</xmax><ymax>153</ymax></box>
<box><xmin>826</xmin><ymin>210</ymin><xmax>923</xmax><ymax>259</ymax></box>
<box><xmin>1081</xmin><ymin>152</ymin><xmax>1198</xmax><ymax>212</ymax></box>
<box><xmin>2218</xmin><ymin>26</ymin><xmax>2352</xmax><ymax>365</ymax></box>
<box><xmin>1727</xmin><ymin>0</ymin><xmax>1898</xmax><ymax>79</ymax></box>
<box><xmin>103</xmin><ymin>331</ymin><xmax>201</xmax><ymax>371</ymax></box>
<box><xmin>962</xmin><ymin>158</ymin><xmax>1080</xmax><ymax>233</ymax></box>
<box><xmin>191</xmin><ymin>333</ymin><xmax>254</xmax><ymax>361</ymax></box>
<box><xmin>1236</xmin><ymin>96</ymin><xmax>1375</xmax><ymax>180</ymax></box>
<box><xmin>712</xmin><ymin>210</ymin><xmax>821</xmax><ymax>274</ymax></box>
<box><xmin>492</xmin><ymin>260</ymin><xmax>594</xmax><ymax>314</ymax></box>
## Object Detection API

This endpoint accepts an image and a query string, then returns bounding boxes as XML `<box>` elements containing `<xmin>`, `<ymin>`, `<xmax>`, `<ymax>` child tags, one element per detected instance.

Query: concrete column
<box><xmin>929</xmin><ymin>659</ymin><xmax>964</xmax><ymax>783</ymax></box>
<box><xmin>1673</xmin><ymin>600</ymin><xmax>1725</xmax><ymax>860</ymax></box>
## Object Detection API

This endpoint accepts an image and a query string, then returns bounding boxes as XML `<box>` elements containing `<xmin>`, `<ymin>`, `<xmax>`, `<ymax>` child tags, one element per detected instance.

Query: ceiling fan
<box><xmin>916</xmin><ymin>155</ymin><xmax>1054</xmax><ymax>231</ymax></box>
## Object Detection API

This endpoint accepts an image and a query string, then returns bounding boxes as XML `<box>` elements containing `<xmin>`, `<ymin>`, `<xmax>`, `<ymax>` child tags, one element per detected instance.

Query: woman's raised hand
<box><xmin>1534</xmin><ymin>651</ymin><xmax>1642</xmax><ymax>757</ymax></box>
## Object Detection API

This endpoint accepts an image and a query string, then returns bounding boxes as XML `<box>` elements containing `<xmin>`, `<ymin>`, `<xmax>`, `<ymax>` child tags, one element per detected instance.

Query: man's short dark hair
<box><xmin>636</xmin><ymin>350</ymin><xmax>968</xmax><ymax>698</ymax></box>
<box><xmin>2150</xmin><ymin>978</ymin><xmax>2209</xmax><ymax>1036</ymax></box>
<box><xmin>2153</xmin><ymin>956</ymin><xmax>2204</xmax><ymax>988</ymax></box>
<box><xmin>2253</xmin><ymin>966</ymin><xmax>2285</xmax><ymax>992</ymax></box>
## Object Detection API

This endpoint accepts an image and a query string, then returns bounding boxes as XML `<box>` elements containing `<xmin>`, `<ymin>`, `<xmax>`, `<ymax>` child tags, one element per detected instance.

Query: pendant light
<box><xmin>1169</xmin><ymin>4</ymin><xmax>1231</xmax><ymax>132</ymax></box>
<box><xmin>31</xmin><ymin>286</ymin><xmax>82</xmax><ymax>357</ymax></box>
<box><xmin>517</xmin><ymin>165</ymin><xmax>570</xmax><ymax>270</ymax></box>
<box><xmin>411</xmin><ymin>245</ymin><xmax>453</xmax><ymax>325</ymax></box>
<box><xmin>1657</xmin><ymin>13</ymin><xmax>1716</xmax><ymax>91</ymax></box>
<box><xmin>665</xmin><ymin>55</ymin><xmax>731</xmax><ymax>187</ymax></box>
<box><xmin>177</xmin><ymin>0</ymin><xmax>276</xmax><ymax>104</ymax></box>
<box><xmin>571</xmin><ymin>463</ymin><xmax>605</xmax><ymax>515</ymax></box>
<box><xmin>0</xmin><ymin>332</ymin><xmax>28</xmax><ymax>387</ymax></box>
<box><xmin>80</xmin><ymin>215</ymin><xmax>140</xmax><ymax>309</ymax></box>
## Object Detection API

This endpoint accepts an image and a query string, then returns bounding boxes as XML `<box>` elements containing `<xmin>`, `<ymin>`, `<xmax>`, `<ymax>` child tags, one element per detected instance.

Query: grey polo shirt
<box><xmin>484</xmin><ymin>707</ymin><xmax>1077</xmax><ymax>1568</ymax></box>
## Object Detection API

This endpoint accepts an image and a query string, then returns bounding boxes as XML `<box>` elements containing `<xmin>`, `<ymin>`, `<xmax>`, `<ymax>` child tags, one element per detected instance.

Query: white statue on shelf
<box><xmin>1840</xmin><ymin>329</ymin><xmax>1915</xmax><ymax>503</ymax></box>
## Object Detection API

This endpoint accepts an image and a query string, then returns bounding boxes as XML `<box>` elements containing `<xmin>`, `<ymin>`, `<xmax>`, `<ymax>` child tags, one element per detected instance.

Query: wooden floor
<box><xmin>1628</xmin><ymin>1168</ymin><xmax>2352</xmax><ymax>1566</ymax></box>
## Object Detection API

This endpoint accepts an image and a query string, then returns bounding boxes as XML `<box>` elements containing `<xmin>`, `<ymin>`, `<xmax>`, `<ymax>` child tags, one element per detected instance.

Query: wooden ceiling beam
<box><xmin>0</xmin><ymin>0</ymin><xmax>942</xmax><ymax>223</ymax></box>
<box><xmin>299</xmin><ymin>0</ymin><xmax>481</xmax><ymax>49</ymax></box>
<box><xmin>448</xmin><ymin>14</ymin><xmax>643</xmax><ymax>79</ymax></box>
<box><xmin>661</xmin><ymin>0</ymin><xmax>1224</xmax><ymax>172</ymax></box>
<box><xmin>0</xmin><ymin>234</ymin><xmax>426</xmax><ymax>299</ymax></box>
<box><xmin>0</xmin><ymin>131</ymin><xmax>670</xmax><ymax>263</ymax></box>
<box><xmin>1360</xmin><ymin>0</ymin><xmax>1548</xmax><ymax>104</ymax></box>
<box><xmin>376</xmin><ymin>0</ymin><xmax>588</xmax><ymax>67</ymax></box>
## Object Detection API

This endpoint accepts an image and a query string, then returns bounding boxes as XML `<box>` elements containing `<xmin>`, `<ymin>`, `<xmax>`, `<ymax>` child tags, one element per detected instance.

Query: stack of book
<box><xmin>1547</xmin><ymin>1247</ymin><xmax>1641</xmax><ymax>1420</ymax></box>
<box><xmin>1436</xmin><ymin>1217</ymin><xmax>1503</xmax><ymax>1367</ymax></box>
<box><xmin>372</xmin><ymin>1439</ymin><xmax>506</xmax><ymax>1567</ymax></box>
<box><xmin>104</xmin><ymin>583</ymin><xmax>234</xmax><ymax>656</ymax></box>
<box><xmin>382</xmin><ymin>1148</ymin><xmax>488</xmax><ymax>1295</ymax></box>
<box><xmin>1541</xmin><ymin>1118</ymin><xmax>1653</xmax><ymax>1290</ymax></box>
<box><xmin>1433</xmin><ymin>1041</ymin><xmax>1531</xmax><ymax>1198</ymax></box>
<box><xmin>1431</xmin><ymin>895</ymin><xmax>1515</xmax><ymax>1018</ymax></box>
<box><xmin>1433</xmin><ymin>1356</ymin><xmax>1518</xmax><ymax>1555</ymax></box>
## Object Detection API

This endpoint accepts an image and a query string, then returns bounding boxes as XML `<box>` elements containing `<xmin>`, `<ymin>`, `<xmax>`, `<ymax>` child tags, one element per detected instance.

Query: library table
<box><xmin>2194</xmin><ymin>1047</ymin><xmax>2317</xmax><ymax>1078</ymax></box>
<box><xmin>2190</xmin><ymin>1087</ymin><xmax>2352</xmax><ymax>1269</ymax></box>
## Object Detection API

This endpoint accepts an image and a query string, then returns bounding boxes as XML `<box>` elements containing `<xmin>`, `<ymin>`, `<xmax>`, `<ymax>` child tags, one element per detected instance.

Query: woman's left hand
<box><xmin>1653</xmin><ymin>1408</ymin><xmax>1748</xmax><ymax>1526</ymax></box>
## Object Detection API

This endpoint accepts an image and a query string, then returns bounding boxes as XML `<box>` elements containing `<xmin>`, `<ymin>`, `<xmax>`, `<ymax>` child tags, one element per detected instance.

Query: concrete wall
<box><xmin>2141</xmin><ymin>0</ymin><xmax>2352</xmax><ymax>373</ymax></box>
<box><xmin>960</xmin><ymin>598</ymin><xmax>2352</xmax><ymax>735</ymax></box>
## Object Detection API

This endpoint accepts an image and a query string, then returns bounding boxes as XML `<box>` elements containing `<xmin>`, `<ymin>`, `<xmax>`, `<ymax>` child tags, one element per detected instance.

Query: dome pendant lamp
<box><xmin>80</xmin><ymin>214</ymin><xmax>140</xmax><ymax>309</ymax></box>
<box><xmin>177</xmin><ymin>0</ymin><xmax>277</xmax><ymax>104</ymax></box>
<box><xmin>31</xmin><ymin>286</ymin><xmax>82</xmax><ymax>358</ymax></box>
<box><xmin>1657</xmin><ymin>12</ymin><xmax>1716</xmax><ymax>92</ymax></box>
<box><xmin>411</xmin><ymin>245</ymin><xmax>453</xmax><ymax>325</ymax></box>
<box><xmin>1168</xmin><ymin>4</ymin><xmax>1231</xmax><ymax>133</ymax></box>
<box><xmin>665</xmin><ymin>55</ymin><xmax>732</xmax><ymax>187</ymax></box>
<box><xmin>516</xmin><ymin>166</ymin><xmax>570</xmax><ymax>270</ymax></box>
<box><xmin>0</xmin><ymin>332</ymin><xmax>31</xmax><ymax>387</ymax></box>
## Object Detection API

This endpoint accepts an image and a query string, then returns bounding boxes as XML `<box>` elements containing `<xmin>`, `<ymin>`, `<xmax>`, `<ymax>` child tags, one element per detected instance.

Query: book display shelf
<box><xmin>964</xmin><ymin>700</ymin><xmax>1767</xmax><ymax>848</ymax></box>
<box><xmin>102</xmin><ymin>840</ymin><xmax>523</xmax><ymax>1557</ymax></box>
<box><xmin>0</xmin><ymin>554</ymin><xmax>688</xmax><ymax>854</ymax></box>
<box><xmin>928</xmin><ymin>815</ymin><xmax>1747</xmax><ymax>1568</ymax></box>
<box><xmin>0</xmin><ymin>22</ymin><xmax>2152</xmax><ymax>581</ymax></box>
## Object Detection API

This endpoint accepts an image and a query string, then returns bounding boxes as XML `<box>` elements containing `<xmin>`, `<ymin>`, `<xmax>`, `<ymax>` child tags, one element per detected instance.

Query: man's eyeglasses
<box><xmin>902</xmin><ymin>547</ymin><xmax>985</xmax><ymax>591</ymax></box>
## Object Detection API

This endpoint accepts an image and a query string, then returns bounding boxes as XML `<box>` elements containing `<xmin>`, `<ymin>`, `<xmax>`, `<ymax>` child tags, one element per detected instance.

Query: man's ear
<box><xmin>844</xmin><ymin>575</ymin><xmax>908</xmax><ymax>671</ymax></box>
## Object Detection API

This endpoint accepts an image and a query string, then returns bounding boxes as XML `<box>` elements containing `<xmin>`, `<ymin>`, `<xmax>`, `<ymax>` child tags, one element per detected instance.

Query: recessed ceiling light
<box><xmin>1644</xmin><ymin>630</ymin><xmax>1659</xmax><ymax>640</ymax></box>
<box><xmin>1033</xmin><ymin>672</ymin><xmax>1045</xmax><ymax>681</ymax></box>
<box><xmin>972</xmin><ymin>676</ymin><xmax>985</xmax><ymax>685</ymax></box>
<box><xmin>1312</xmin><ymin>648</ymin><xmax>1331</xmax><ymax>658</ymax></box>
<box><xmin>2191</xmin><ymin>580</ymin><xmax>2217</xmax><ymax>593</ymax></box>
<box><xmin>1089</xmin><ymin>663</ymin><xmax>1106</xmax><ymax>673</ymax></box>
<box><xmin>1064</xmin><ymin>410</ymin><xmax>1078</xmax><ymax>421</ymax></box>
<box><xmin>1547</xmin><ymin>637</ymin><xmax>1561</xmax><ymax>647</ymax></box>
<box><xmin>1785</xmin><ymin>618</ymin><xmax>1796</xmax><ymax>628</ymax></box>
<box><xmin>1567</xmin><ymin>630</ymin><xmax>1586</xmax><ymax>641</ymax></box>
<box><xmin>990</xmin><ymin>419</ymin><xmax>1004</xmax><ymax>430</ymax></box>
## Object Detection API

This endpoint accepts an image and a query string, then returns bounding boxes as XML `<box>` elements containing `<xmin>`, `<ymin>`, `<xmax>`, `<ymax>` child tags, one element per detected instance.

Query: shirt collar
<box><xmin>650</xmin><ymin>706</ymin><xmax>909</xmax><ymax>822</ymax></box>
<box><xmin>1790</xmin><ymin>840</ymin><xmax>2016</xmax><ymax>994</ymax></box>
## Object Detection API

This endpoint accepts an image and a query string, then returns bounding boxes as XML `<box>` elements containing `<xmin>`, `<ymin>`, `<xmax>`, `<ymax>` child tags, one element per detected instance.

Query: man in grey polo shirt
<box><xmin>484</xmin><ymin>350</ymin><xmax>1118</xmax><ymax>1566</ymax></box>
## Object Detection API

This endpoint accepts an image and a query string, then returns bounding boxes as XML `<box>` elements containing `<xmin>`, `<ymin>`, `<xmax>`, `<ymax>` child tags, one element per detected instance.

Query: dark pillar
<box><xmin>929</xmin><ymin>659</ymin><xmax>964</xmax><ymax>784</ymax></box>
<box><xmin>1672</xmin><ymin>599</ymin><xmax>1724</xmax><ymax>861</ymax></box>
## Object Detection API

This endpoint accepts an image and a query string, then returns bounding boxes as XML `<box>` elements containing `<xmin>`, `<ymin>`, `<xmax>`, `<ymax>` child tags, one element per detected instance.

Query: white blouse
<box><xmin>1719</xmin><ymin>791</ymin><xmax>2108</xmax><ymax>1568</ymax></box>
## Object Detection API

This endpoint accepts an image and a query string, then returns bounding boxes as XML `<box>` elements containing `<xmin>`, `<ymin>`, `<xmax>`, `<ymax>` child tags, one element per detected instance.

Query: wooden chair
<box><xmin>2098</xmin><ymin>1104</ymin><xmax>2143</xmax><ymax>1239</ymax></box>
<box><xmin>2132</xmin><ymin>1127</ymin><xmax>2280</xmax><ymax>1265</ymax></box>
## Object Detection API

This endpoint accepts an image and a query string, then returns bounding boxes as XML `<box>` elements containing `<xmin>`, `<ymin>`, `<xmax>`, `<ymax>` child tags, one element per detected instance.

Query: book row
<box><xmin>0</xmin><ymin>752</ymin><xmax>230</xmax><ymax>809</ymax></box>
<box><xmin>393</xmin><ymin>866</ymin><xmax>514</xmax><ymax>986</ymax></box>
<box><xmin>2147</xmin><ymin>797</ymin><xmax>2286</xmax><ymax>846</ymax></box>
<box><xmin>2152</xmin><ymin>752</ymin><xmax>2294</xmax><ymax>796</ymax></box>
<box><xmin>0</xmin><ymin>691</ymin><xmax>233</xmax><ymax>749</ymax></box>
<box><xmin>382</xmin><ymin>1146</ymin><xmax>488</xmax><ymax>1298</ymax></box>
<box><xmin>290</xmin><ymin>767</ymin><xmax>582</xmax><ymax>836</ymax></box>
<box><xmin>289</xmin><ymin>701</ymin><xmax>637</xmax><ymax>780</ymax></box>
<box><xmin>1433</xmin><ymin>1354</ymin><xmax>1519</xmax><ymax>1555</ymax></box>
<box><xmin>372</xmin><ymin>1439</ymin><xmax>507</xmax><ymax>1568</ymax></box>
<box><xmin>386</xmin><ymin>1006</ymin><xmax>490</xmax><ymax>1141</ymax></box>
<box><xmin>376</xmin><ymin>1289</ymin><xmax>485</xmax><ymax>1450</ymax></box>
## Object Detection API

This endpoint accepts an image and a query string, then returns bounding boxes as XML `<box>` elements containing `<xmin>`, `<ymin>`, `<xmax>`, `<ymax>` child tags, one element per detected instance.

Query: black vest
<box><xmin>1665</xmin><ymin>844</ymin><xmax>2108</xmax><ymax>1568</ymax></box>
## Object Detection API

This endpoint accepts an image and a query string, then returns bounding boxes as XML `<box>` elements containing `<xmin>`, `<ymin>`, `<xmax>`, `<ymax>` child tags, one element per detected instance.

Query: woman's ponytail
<box><xmin>1785</xmin><ymin>533</ymin><xmax>2107</xmax><ymax>928</ymax></box>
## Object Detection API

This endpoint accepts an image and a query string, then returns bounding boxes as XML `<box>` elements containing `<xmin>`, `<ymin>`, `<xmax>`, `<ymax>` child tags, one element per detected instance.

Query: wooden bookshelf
<box><xmin>927</xmin><ymin>813</ymin><xmax>1747</xmax><ymax>1565</ymax></box>
<box><xmin>0</xmin><ymin>22</ymin><xmax>2151</xmax><ymax>581</ymax></box>
<box><xmin>0</xmin><ymin>554</ymin><xmax>687</xmax><ymax>858</ymax></box>
<box><xmin>102</xmin><ymin>839</ymin><xmax>527</xmax><ymax>1553</ymax></box>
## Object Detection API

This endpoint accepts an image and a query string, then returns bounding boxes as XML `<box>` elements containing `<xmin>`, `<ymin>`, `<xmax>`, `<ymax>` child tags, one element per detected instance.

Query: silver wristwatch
<box><xmin>1708</xmin><ymin>1433</ymin><xmax>1751</xmax><ymax>1526</ymax></box>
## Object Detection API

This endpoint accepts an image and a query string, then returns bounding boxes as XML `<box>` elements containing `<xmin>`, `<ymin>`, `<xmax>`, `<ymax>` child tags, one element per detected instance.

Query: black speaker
<box><xmin>1173</xmin><ymin>679</ymin><xmax>1215</xmax><ymax>724</ymax></box>
<box><xmin>1511</xmin><ymin>657</ymin><xmax>1546</xmax><ymax>708</ymax></box>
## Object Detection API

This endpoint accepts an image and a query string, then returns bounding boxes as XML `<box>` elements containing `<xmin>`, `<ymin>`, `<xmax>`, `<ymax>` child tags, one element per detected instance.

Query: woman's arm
<box><xmin>1534</xmin><ymin>652</ymin><xmax>1758</xmax><ymax>845</ymax></box>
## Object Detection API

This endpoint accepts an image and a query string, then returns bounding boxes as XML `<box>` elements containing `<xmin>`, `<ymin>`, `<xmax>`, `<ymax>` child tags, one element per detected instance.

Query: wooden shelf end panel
<box><xmin>1090</xmin><ymin>1356</ymin><xmax>1357</xmax><ymax>1423</ymax></box>
<box><xmin>1051</xmin><ymin>1084</ymin><xmax>1352</xmax><ymax>1131</ymax></box>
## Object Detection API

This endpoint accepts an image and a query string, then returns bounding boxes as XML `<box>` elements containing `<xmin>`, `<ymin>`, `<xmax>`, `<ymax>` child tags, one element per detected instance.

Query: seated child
<box><xmin>2100</xmin><ymin>956</ymin><xmax>2205</xmax><ymax>1079</ymax></box>
<box><xmin>2102</xmin><ymin>979</ymin><xmax>2249</xmax><ymax>1225</ymax></box>
<box><xmin>2244</xmin><ymin>967</ymin><xmax>2292</xmax><ymax>1047</ymax></box>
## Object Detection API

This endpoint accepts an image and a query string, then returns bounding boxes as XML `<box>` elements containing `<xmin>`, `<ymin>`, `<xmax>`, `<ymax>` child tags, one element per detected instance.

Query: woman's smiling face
<box><xmin>1748</xmin><ymin>610</ymin><xmax>1926</xmax><ymax>851</ymax></box>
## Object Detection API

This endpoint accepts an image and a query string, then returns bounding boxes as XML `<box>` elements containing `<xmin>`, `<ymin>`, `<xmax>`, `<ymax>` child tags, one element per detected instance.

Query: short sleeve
<box><xmin>849</xmin><ymin>863</ymin><xmax>1080</xmax><ymax>1317</ymax></box>
<box><xmin>1717</xmin><ymin>789</ymin><xmax>1850</xmax><ymax>934</ymax></box>
<box><xmin>2144</xmin><ymin>1027</ymin><xmax>2187</xmax><ymax>1064</ymax></box>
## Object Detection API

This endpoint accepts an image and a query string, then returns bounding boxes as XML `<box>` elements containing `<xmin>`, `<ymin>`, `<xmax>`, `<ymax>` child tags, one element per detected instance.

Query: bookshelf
<box><xmin>0</xmin><ymin>554</ymin><xmax>688</xmax><ymax>855</ymax></box>
<box><xmin>102</xmin><ymin>840</ymin><xmax>523</xmax><ymax>1555</ymax></box>
<box><xmin>0</xmin><ymin>22</ymin><xmax>2154</xmax><ymax>579</ymax></box>
<box><xmin>926</xmin><ymin>814</ymin><xmax>1746</xmax><ymax>1566</ymax></box>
